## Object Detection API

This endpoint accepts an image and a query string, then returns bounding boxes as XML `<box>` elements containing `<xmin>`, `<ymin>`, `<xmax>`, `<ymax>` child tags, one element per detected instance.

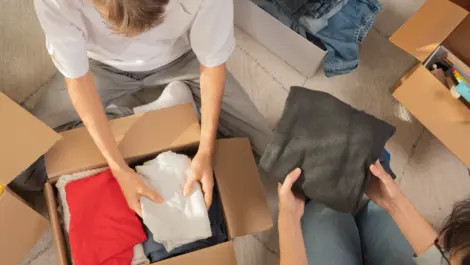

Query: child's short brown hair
<box><xmin>93</xmin><ymin>0</ymin><xmax>170</xmax><ymax>36</ymax></box>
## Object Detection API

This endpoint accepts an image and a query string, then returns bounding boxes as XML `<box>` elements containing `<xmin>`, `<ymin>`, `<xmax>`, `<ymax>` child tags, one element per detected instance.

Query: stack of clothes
<box><xmin>56</xmin><ymin>151</ymin><xmax>227</xmax><ymax>265</ymax></box>
<box><xmin>53</xmin><ymin>81</ymin><xmax>227</xmax><ymax>265</ymax></box>
<box><xmin>253</xmin><ymin>0</ymin><xmax>383</xmax><ymax>77</ymax></box>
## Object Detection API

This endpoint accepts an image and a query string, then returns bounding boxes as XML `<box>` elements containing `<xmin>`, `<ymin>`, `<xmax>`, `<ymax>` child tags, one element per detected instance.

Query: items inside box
<box><xmin>423</xmin><ymin>45</ymin><xmax>470</xmax><ymax>106</ymax></box>
<box><xmin>251</xmin><ymin>0</ymin><xmax>381</xmax><ymax>77</ymax></box>
<box><xmin>51</xmin><ymin>150</ymin><xmax>227</xmax><ymax>265</ymax></box>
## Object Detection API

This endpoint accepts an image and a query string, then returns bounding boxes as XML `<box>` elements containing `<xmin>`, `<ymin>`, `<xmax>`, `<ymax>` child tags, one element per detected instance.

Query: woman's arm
<box><xmin>184</xmin><ymin>63</ymin><xmax>225</xmax><ymax>208</ymax></box>
<box><xmin>278</xmin><ymin>168</ymin><xmax>309</xmax><ymax>265</ymax></box>
<box><xmin>366</xmin><ymin>161</ymin><xmax>438</xmax><ymax>256</ymax></box>
<box><xmin>66</xmin><ymin>73</ymin><xmax>162</xmax><ymax>216</ymax></box>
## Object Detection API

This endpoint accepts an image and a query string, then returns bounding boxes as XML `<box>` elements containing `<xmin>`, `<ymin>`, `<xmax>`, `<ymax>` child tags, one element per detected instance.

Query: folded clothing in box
<box><xmin>142</xmin><ymin>184</ymin><xmax>227</xmax><ymax>262</ymax></box>
<box><xmin>260</xmin><ymin>87</ymin><xmax>396</xmax><ymax>213</ymax></box>
<box><xmin>136</xmin><ymin>151</ymin><xmax>212</xmax><ymax>252</ymax></box>
<box><xmin>65</xmin><ymin>169</ymin><xmax>146</xmax><ymax>265</ymax></box>
<box><xmin>56</xmin><ymin>168</ymin><xmax>149</xmax><ymax>265</ymax></box>
<box><xmin>56</xmin><ymin>151</ymin><xmax>227</xmax><ymax>265</ymax></box>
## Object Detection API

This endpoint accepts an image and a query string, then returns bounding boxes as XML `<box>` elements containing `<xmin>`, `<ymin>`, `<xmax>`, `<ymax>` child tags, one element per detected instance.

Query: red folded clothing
<box><xmin>66</xmin><ymin>168</ymin><xmax>146</xmax><ymax>265</ymax></box>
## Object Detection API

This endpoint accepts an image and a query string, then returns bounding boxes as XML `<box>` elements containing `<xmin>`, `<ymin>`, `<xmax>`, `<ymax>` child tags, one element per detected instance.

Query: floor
<box><xmin>21</xmin><ymin>0</ymin><xmax>470</xmax><ymax>264</ymax></box>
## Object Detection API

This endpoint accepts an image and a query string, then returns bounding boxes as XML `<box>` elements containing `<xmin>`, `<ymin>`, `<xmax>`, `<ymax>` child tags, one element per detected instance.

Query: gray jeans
<box><xmin>302</xmin><ymin>201</ymin><xmax>415</xmax><ymax>265</ymax></box>
<box><xmin>14</xmin><ymin>51</ymin><xmax>272</xmax><ymax>191</ymax></box>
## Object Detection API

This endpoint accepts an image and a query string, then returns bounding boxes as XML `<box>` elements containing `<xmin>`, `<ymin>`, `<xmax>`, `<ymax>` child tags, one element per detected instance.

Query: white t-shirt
<box><xmin>136</xmin><ymin>151</ymin><xmax>211</xmax><ymax>252</ymax></box>
<box><xmin>34</xmin><ymin>0</ymin><xmax>235</xmax><ymax>78</ymax></box>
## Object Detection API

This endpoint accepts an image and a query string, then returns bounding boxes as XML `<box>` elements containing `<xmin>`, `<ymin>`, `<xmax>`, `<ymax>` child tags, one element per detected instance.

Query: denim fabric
<box><xmin>301</xmin><ymin>201</ymin><xmax>415</xmax><ymax>265</ymax></box>
<box><xmin>254</xmin><ymin>0</ymin><xmax>381</xmax><ymax>77</ymax></box>
<box><xmin>272</xmin><ymin>0</ymin><xmax>343</xmax><ymax>18</ymax></box>
<box><xmin>316</xmin><ymin>0</ymin><xmax>383</xmax><ymax>77</ymax></box>
<box><xmin>298</xmin><ymin>0</ymin><xmax>349</xmax><ymax>35</ymax></box>
<box><xmin>253</xmin><ymin>0</ymin><xmax>307</xmax><ymax>38</ymax></box>
<box><xmin>274</xmin><ymin>0</ymin><xmax>311</xmax><ymax>14</ymax></box>
<box><xmin>379</xmin><ymin>149</ymin><xmax>396</xmax><ymax>180</ymax></box>
<box><xmin>142</xmin><ymin>185</ymin><xmax>228</xmax><ymax>262</ymax></box>
<box><xmin>308</xmin><ymin>0</ymin><xmax>344</xmax><ymax>19</ymax></box>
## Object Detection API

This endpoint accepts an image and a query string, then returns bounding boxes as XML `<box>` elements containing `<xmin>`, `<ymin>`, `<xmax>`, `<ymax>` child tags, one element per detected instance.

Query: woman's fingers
<box><xmin>280</xmin><ymin>168</ymin><xmax>302</xmax><ymax>193</ymax></box>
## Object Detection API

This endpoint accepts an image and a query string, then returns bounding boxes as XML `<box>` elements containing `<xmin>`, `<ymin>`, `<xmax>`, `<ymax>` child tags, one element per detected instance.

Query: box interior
<box><xmin>443</xmin><ymin>16</ymin><xmax>470</xmax><ymax>66</ymax></box>
<box><xmin>43</xmin><ymin>104</ymin><xmax>272</xmax><ymax>265</ymax></box>
<box><xmin>46</xmin><ymin>150</ymin><xmax>229</xmax><ymax>265</ymax></box>
<box><xmin>46</xmin><ymin>138</ymin><xmax>272</xmax><ymax>265</ymax></box>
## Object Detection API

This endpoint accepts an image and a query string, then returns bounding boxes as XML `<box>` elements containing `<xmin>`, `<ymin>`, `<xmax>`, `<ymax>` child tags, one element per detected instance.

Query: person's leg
<box><xmin>141</xmin><ymin>51</ymin><xmax>272</xmax><ymax>156</ymax></box>
<box><xmin>355</xmin><ymin>201</ymin><xmax>415</xmax><ymax>265</ymax></box>
<box><xmin>301</xmin><ymin>202</ymin><xmax>363</xmax><ymax>265</ymax></box>
<box><xmin>187</xmin><ymin>72</ymin><xmax>272</xmax><ymax>156</ymax></box>
<box><xmin>32</xmin><ymin>60</ymin><xmax>141</xmax><ymax>129</ymax></box>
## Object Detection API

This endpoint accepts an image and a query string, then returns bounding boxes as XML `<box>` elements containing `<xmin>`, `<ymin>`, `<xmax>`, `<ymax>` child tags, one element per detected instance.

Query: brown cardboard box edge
<box><xmin>389</xmin><ymin>0</ymin><xmax>470</xmax><ymax>168</ymax></box>
<box><xmin>0</xmin><ymin>92</ymin><xmax>61</xmax><ymax>184</ymax></box>
<box><xmin>155</xmin><ymin>242</ymin><xmax>237</xmax><ymax>265</ymax></box>
<box><xmin>45</xmin><ymin>104</ymin><xmax>201</xmax><ymax>178</ymax></box>
<box><xmin>389</xmin><ymin>0</ymin><xmax>468</xmax><ymax>62</ymax></box>
<box><xmin>0</xmin><ymin>92</ymin><xmax>62</xmax><ymax>264</ymax></box>
<box><xmin>392</xmin><ymin>65</ymin><xmax>470</xmax><ymax>167</ymax></box>
<box><xmin>43</xmin><ymin>107</ymin><xmax>273</xmax><ymax>264</ymax></box>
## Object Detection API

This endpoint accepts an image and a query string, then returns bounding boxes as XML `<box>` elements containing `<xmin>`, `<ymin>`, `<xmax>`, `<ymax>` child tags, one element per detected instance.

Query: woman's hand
<box><xmin>365</xmin><ymin>160</ymin><xmax>403</xmax><ymax>212</ymax></box>
<box><xmin>278</xmin><ymin>168</ymin><xmax>305</xmax><ymax>223</ymax></box>
<box><xmin>184</xmin><ymin>150</ymin><xmax>214</xmax><ymax>208</ymax></box>
<box><xmin>113</xmin><ymin>165</ymin><xmax>163</xmax><ymax>216</ymax></box>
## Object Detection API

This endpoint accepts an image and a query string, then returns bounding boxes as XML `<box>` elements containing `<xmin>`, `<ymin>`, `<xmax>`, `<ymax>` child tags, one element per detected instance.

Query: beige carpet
<box><xmin>8</xmin><ymin>0</ymin><xmax>470</xmax><ymax>264</ymax></box>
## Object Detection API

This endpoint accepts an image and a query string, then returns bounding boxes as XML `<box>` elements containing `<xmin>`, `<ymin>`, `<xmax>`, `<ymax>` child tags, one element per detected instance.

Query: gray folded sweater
<box><xmin>260</xmin><ymin>87</ymin><xmax>395</xmax><ymax>213</ymax></box>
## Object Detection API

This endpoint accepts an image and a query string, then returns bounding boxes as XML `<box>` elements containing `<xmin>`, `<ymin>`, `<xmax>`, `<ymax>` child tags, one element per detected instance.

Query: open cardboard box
<box><xmin>234</xmin><ymin>0</ymin><xmax>327</xmax><ymax>77</ymax></box>
<box><xmin>389</xmin><ymin>0</ymin><xmax>470</xmax><ymax>167</ymax></box>
<box><xmin>0</xmin><ymin>92</ymin><xmax>61</xmax><ymax>265</ymax></box>
<box><xmin>0</xmin><ymin>92</ymin><xmax>273</xmax><ymax>264</ymax></box>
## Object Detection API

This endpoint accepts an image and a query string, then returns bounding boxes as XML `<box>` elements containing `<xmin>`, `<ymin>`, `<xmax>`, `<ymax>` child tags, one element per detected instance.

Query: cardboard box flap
<box><xmin>44</xmin><ymin>182</ymin><xmax>69</xmax><ymax>265</ymax></box>
<box><xmin>45</xmin><ymin>104</ymin><xmax>200</xmax><ymax>178</ymax></box>
<box><xmin>118</xmin><ymin>104</ymin><xmax>201</xmax><ymax>159</ymax></box>
<box><xmin>0</xmin><ymin>188</ymin><xmax>48</xmax><ymax>265</ymax></box>
<box><xmin>0</xmin><ymin>92</ymin><xmax>61</xmax><ymax>184</ymax></box>
<box><xmin>443</xmin><ymin>16</ymin><xmax>470</xmax><ymax>66</ymax></box>
<box><xmin>389</xmin><ymin>0</ymin><xmax>468</xmax><ymax>62</ymax></box>
<box><xmin>213</xmin><ymin>138</ymin><xmax>273</xmax><ymax>238</ymax></box>
<box><xmin>393</xmin><ymin>65</ymin><xmax>470</xmax><ymax>167</ymax></box>
<box><xmin>153</xmin><ymin>241</ymin><xmax>237</xmax><ymax>265</ymax></box>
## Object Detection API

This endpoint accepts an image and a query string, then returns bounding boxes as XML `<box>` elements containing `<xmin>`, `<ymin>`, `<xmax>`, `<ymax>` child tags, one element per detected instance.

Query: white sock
<box><xmin>133</xmin><ymin>81</ymin><xmax>197</xmax><ymax>114</ymax></box>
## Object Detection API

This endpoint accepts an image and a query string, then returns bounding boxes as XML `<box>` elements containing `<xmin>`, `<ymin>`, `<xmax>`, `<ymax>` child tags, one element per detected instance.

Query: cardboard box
<box><xmin>234</xmin><ymin>0</ymin><xmax>327</xmax><ymax>77</ymax></box>
<box><xmin>389</xmin><ymin>0</ymin><xmax>470</xmax><ymax>167</ymax></box>
<box><xmin>0</xmin><ymin>93</ymin><xmax>273</xmax><ymax>264</ymax></box>
<box><xmin>0</xmin><ymin>92</ymin><xmax>62</xmax><ymax>265</ymax></box>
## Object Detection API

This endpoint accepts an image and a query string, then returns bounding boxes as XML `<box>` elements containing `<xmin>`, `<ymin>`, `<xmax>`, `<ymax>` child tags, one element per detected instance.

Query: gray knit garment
<box><xmin>260</xmin><ymin>87</ymin><xmax>395</xmax><ymax>213</ymax></box>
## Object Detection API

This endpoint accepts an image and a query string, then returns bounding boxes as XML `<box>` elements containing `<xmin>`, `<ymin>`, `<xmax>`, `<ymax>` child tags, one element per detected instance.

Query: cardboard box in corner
<box><xmin>0</xmin><ymin>92</ymin><xmax>62</xmax><ymax>265</ymax></box>
<box><xmin>0</xmin><ymin>92</ymin><xmax>273</xmax><ymax>265</ymax></box>
<box><xmin>389</xmin><ymin>0</ymin><xmax>470</xmax><ymax>167</ymax></box>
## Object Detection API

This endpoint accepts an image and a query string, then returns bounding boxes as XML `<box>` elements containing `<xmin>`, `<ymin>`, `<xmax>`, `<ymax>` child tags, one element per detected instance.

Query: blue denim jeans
<box><xmin>254</xmin><ymin>0</ymin><xmax>347</xmax><ymax>38</ymax></box>
<box><xmin>301</xmin><ymin>201</ymin><xmax>416</xmax><ymax>265</ymax></box>
<box><xmin>272</xmin><ymin>0</ymin><xmax>344</xmax><ymax>18</ymax></box>
<box><xmin>299</xmin><ymin>0</ymin><xmax>349</xmax><ymax>35</ymax></box>
<box><xmin>315</xmin><ymin>0</ymin><xmax>382</xmax><ymax>77</ymax></box>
